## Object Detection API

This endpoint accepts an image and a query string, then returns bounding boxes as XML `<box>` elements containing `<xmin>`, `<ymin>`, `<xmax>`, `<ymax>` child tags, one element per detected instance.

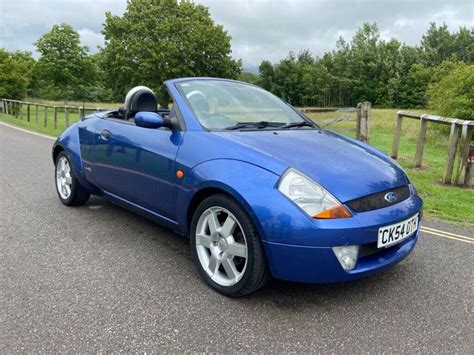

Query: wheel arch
<box><xmin>52</xmin><ymin>144</ymin><xmax>65</xmax><ymax>163</ymax></box>
<box><xmin>178</xmin><ymin>159</ymin><xmax>281</xmax><ymax>241</ymax></box>
<box><xmin>186</xmin><ymin>187</ymin><xmax>237</xmax><ymax>234</ymax></box>
<box><xmin>52</xmin><ymin>124</ymin><xmax>100</xmax><ymax>195</ymax></box>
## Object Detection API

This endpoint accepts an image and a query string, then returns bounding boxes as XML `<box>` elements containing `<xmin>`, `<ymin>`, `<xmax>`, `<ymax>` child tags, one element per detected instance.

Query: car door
<box><xmin>91</xmin><ymin>116</ymin><xmax>183</xmax><ymax>221</ymax></box>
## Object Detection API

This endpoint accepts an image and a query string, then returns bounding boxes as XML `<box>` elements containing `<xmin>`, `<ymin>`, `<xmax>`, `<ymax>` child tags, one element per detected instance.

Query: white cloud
<box><xmin>78</xmin><ymin>28</ymin><xmax>104</xmax><ymax>52</ymax></box>
<box><xmin>0</xmin><ymin>0</ymin><xmax>472</xmax><ymax>69</ymax></box>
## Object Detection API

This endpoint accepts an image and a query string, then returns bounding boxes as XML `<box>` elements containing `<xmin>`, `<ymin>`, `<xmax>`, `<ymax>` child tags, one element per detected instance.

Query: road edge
<box><xmin>0</xmin><ymin>121</ymin><xmax>56</xmax><ymax>141</ymax></box>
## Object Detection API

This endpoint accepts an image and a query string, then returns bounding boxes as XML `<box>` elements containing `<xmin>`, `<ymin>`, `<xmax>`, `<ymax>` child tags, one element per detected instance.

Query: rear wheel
<box><xmin>55</xmin><ymin>152</ymin><xmax>90</xmax><ymax>206</ymax></box>
<box><xmin>190</xmin><ymin>194</ymin><xmax>270</xmax><ymax>297</ymax></box>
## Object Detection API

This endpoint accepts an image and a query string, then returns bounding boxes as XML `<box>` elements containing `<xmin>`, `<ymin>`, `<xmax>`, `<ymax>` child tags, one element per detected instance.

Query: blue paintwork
<box><xmin>52</xmin><ymin>77</ymin><xmax>423</xmax><ymax>283</ymax></box>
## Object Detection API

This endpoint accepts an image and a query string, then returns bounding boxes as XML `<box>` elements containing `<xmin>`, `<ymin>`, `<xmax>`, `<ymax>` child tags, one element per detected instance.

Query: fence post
<box><xmin>19</xmin><ymin>102</ymin><xmax>23</xmax><ymax>120</ymax></box>
<box><xmin>391</xmin><ymin>113</ymin><xmax>403</xmax><ymax>159</ymax></box>
<box><xmin>14</xmin><ymin>101</ymin><xmax>18</xmax><ymax>117</ymax></box>
<box><xmin>65</xmin><ymin>106</ymin><xmax>69</xmax><ymax>127</ymax></box>
<box><xmin>79</xmin><ymin>106</ymin><xmax>84</xmax><ymax>118</ymax></box>
<box><xmin>35</xmin><ymin>104</ymin><xmax>38</xmax><ymax>124</ymax></box>
<box><xmin>414</xmin><ymin>116</ymin><xmax>428</xmax><ymax>168</ymax></box>
<box><xmin>27</xmin><ymin>103</ymin><xmax>30</xmax><ymax>122</ymax></box>
<box><xmin>54</xmin><ymin>106</ymin><xmax>58</xmax><ymax>129</ymax></box>
<box><xmin>43</xmin><ymin>106</ymin><xmax>48</xmax><ymax>127</ymax></box>
<box><xmin>443</xmin><ymin>123</ymin><xmax>461</xmax><ymax>184</ymax></box>
<box><xmin>455</xmin><ymin>125</ymin><xmax>473</xmax><ymax>185</ymax></box>
<box><xmin>356</xmin><ymin>103</ymin><xmax>361</xmax><ymax>140</ymax></box>
<box><xmin>356</xmin><ymin>101</ymin><xmax>371</xmax><ymax>142</ymax></box>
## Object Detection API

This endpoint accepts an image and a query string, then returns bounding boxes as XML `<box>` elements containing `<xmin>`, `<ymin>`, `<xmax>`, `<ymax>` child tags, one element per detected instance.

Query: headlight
<box><xmin>278</xmin><ymin>169</ymin><xmax>352</xmax><ymax>219</ymax></box>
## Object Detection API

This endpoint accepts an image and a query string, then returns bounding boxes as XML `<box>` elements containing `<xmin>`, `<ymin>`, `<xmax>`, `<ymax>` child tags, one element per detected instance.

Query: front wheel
<box><xmin>55</xmin><ymin>152</ymin><xmax>90</xmax><ymax>206</ymax></box>
<box><xmin>190</xmin><ymin>194</ymin><xmax>270</xmax><ymax>297</ymax></box>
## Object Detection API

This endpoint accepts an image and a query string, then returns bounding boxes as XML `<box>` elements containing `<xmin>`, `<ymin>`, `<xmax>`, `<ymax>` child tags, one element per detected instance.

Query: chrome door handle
<box><xmin>100</xmin><ymin>130</ymin><xmax>111</xmax><ymax>139</ymax></box>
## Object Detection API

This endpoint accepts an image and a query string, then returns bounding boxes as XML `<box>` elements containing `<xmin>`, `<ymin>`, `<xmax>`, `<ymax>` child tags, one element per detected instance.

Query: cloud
<box><xmin>199</xmin><ymin>0</ymin><xmax>473</xmax><ymax>70</ymax></box>
<box><xmin>0</xmin><ymin>0</ymin><xmax>126</xmax><ymax>54</ymax></box>
<box><xmin>77</xmin><ymin>28</ymin><xmax>105</xmax><ymax>52</ymax></box>
<box><xmin>0</xmin><ymin>0</ymin><xmax>472</xmax><ymax>71</ymax></box>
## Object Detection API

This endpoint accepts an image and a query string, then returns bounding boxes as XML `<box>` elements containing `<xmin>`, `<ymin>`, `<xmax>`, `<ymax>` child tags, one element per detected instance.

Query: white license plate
<box><xmin>378</xmin><ymin>213</ymin><xmax>419</xmax><ymax>248</ymax></box>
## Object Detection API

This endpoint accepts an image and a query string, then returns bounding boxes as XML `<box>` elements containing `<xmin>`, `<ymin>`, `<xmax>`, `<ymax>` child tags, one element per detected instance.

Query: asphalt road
<box><xmin>0</xmin><ymin>122</ymin><xmax>473</xmax><ymax>353</ymax></box>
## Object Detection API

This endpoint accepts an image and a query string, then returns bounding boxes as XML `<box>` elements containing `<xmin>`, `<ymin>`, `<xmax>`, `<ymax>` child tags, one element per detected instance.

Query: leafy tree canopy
<box><xmin>101</xmin><ymin>0</ymin><xmax>241</xmax><ymax>104</ymax></box>
<box><xmin>34</xmin><ymin>23</ymin><xmax>97</xmax><ymax>102</ymax></box>
<box><xmin>0</xmin><ymin>49</ymin><xmax>34</xmax><ymax>100</ymax></box>
<box><xmin>247</xmin><ymin>22</ymin><xmax>473</xmax><ymax>109</ymax></box>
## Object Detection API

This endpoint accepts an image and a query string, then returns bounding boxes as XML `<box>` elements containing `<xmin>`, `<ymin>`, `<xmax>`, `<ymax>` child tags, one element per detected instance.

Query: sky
<box><xmin>0</xmin><ymin>0</ymin><xmax>472</xmax><ymax>72</ymax></box>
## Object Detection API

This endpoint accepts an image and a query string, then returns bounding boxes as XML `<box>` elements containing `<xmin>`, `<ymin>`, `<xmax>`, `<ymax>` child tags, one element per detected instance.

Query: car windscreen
<box><xmin>175</xmin><ymin>79</ymin><xmax>307</xmax><ymax>130</ymax></box>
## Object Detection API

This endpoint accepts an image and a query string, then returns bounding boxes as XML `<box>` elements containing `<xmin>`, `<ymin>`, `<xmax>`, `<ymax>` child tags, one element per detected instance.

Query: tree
<box><xmin>257</xmin><ymin>21</ymin><xmax>473</xmax><ymax>109</ymax></box>
<box><xmin>451</xmin><ymin>27</ymin><xmax>474</xmax><ymax>63</ymax></box>
<box><xmin>421</xmin><ymin>23</ymin><xmax>455</xmax><ymax>67</ymax></box>
<box><xmin>399</xmin><ymin>64</ymin><xmax>432</xmax><ymax>108</ymax></box>
<box><xmin>238</xmin><ymin>72</ymin><xmax>259</xmax><ymax>85</ymax></box>
<box><xmin>34</xmin><ymin>23</ymin><xmax>96</xmax><ymax>102</ymax></box>
<box><xmin>272</xmin><ymin>53</ymin><xmax>303</xmax><ymax>105</ymax></box>
<box><xmin>0</xmin><ymin>49</ymin><xmax>34</xmax><ymax>100</ymax></box>
<box><xmin>258</xmin><ymin>60</ymin><xmax>274</xmax><ymax>91</ymax></box>
<box><xmin>101</xmin><ymin>0</ymin><xmax>241</xmax><ymax>104</ymax></box>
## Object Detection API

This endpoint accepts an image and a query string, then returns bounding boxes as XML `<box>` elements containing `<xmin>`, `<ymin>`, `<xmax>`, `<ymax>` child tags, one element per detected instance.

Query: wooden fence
<box><xmin>1</xmin><ymin>98</ymin><xmax>372</xmax><ymax>142</ymax></box>
<box><xmin>301</xmin><ymin>101</ymin><xmax>371</xmax><ymax>142</ymax></box>
<box><xmin>0</xmin><ymin>99</ymin><xmax>107</xmax><ymax>129</ymax></box>
<box><xmin>391</xmin><ymin>111</ymin><xmax>474</xmax><ymax>186</ymax></box>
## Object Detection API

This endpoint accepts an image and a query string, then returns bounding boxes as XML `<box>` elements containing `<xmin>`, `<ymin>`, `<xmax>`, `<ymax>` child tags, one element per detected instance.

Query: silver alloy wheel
<box><xmin>195</xmin><ymin>207</ymin><xmax>248</xmax><ymax>287</ymax></box>
<box><xmin>56</xmin><ymin>156</ymin><xmax>72</xmax><ymax>200</ymax></box>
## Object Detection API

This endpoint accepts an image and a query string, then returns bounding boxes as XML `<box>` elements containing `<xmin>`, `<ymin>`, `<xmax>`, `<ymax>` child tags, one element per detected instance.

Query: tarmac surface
<box><xmin>0</xmin><ymin>122</ymin><xmax>472</xmax><ymax>352</ymax></box>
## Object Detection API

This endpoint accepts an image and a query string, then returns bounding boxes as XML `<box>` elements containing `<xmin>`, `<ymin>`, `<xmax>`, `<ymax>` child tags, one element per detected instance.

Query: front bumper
<box><xmin>263</xmin><ymin>229</ymin><xmax>419</xmax><ymax>283</ymax></box>
<box><xmin>258</xmin><ymin>191</ymin><xmax>423</xmax><ymax>283</ymax></box>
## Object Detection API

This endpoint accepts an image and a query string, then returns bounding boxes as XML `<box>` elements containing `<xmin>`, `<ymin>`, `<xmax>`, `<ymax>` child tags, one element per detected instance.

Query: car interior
<box><xmin>102</xmin><ymin>86</ymin><xmax>179</xmax><ymax>129</ymax></box>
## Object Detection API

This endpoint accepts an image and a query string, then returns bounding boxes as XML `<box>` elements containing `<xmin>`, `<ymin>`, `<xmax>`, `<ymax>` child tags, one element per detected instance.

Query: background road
<box><xmin>1</xmin><ymin>122</ymin><xmax>472</xmax><ymax>352</ymax></box>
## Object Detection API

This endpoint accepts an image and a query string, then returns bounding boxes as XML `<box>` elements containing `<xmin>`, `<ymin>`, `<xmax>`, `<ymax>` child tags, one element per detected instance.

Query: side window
<box><xmin>166</xmin><ymin>96</ymin><xmax>185</xmax><ymax>131</ymax></box>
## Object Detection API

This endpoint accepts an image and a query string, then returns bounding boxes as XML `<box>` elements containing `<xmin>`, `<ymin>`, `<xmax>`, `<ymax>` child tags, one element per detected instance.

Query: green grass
<box><xmin>1</xmin><ymin>105</ymin><xmax>472</xmax><ymax>227</ymax></box>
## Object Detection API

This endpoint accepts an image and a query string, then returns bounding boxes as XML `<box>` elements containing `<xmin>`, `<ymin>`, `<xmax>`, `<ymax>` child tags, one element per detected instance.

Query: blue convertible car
<box><xmin>53</xmin><ymin>78</ymin><xmax>423</xmax><ymax>296</ymax></box>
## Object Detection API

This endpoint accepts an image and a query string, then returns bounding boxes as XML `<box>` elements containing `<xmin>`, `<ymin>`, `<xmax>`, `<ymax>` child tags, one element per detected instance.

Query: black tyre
<box><xmin>55</xmin><ymin>151</ymin><xmax>90</xmax><ymax>206</ymax></box>
<box><xmin>190</xmin><ymin>194</ymin><xmax>270</xmax><ymax>297</ymax></box>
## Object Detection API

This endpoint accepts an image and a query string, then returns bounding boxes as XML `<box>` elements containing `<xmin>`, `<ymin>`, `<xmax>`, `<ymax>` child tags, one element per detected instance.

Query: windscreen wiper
<box><xmin>225</xmin><ymin>121</ymin><xmax>285</xmax><ymax>130</ymax></box>
<box><xmin>279</xmin><ymin>121</ymin><xmax>316</xmax><ymax>129</ymax></box>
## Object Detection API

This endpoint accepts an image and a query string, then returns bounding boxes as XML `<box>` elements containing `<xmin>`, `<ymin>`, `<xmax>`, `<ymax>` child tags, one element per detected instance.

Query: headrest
<box><xmin>186</xmin><ymin>90</ymin><xmax>209</xmax><ymax>114</ymax></box>
<box><xmin>124</xmin><ymin>86</ymin><xmax>157</xmax><ymax>119</ymax></box>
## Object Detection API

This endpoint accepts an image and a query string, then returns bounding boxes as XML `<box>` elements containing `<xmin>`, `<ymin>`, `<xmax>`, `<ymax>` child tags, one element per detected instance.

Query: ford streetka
<box><xmin>53</xmin><ymin>78</ymin><xmax>423</xmax><ymax>296</ymax></box>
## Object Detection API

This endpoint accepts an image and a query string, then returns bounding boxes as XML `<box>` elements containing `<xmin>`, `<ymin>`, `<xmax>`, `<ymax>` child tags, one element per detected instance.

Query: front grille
<box><xmin>359</xmin><ymin>242</ymin><xmax>379</xmax><ymax>258</ymax></box>
<box><xmin>346</xmin><ymin>185</ymin><xmax>410</xmax><ymax>213</ymax></box>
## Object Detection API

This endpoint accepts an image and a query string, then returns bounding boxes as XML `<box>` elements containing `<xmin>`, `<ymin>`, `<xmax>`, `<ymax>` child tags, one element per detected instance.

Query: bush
<box><xmin>428</xmin><ymin>62</ymin><xmax>474</xmax><ymax>119</ymax></box>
